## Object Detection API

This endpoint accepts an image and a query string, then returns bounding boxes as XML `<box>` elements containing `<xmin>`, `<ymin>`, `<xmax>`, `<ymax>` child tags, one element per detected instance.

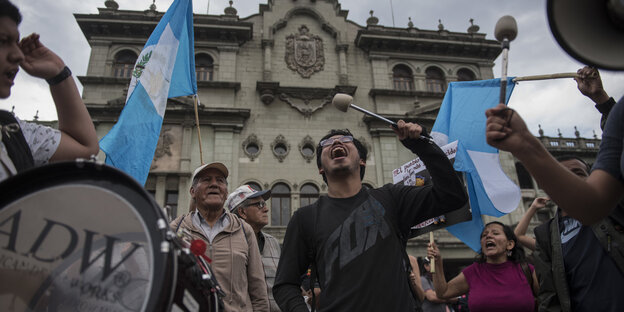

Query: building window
<box><xmin>549</xmin><ymin>141</ymin><xmax>559</xmax><ymax>147</ymax></box>
<box><xmin>566</xmin><ymin>141</ymin><xmax>575</xmax><ymax>147</ymax></box>
<box><xmin>425</xmin><ymin>67</ymin><xmax>446</xmax><ymax>93</ymax></box>
<box><xmin>242</xmin><ymin>134</ymin><xmax>262</xmax><ymax>161</ymax></box>
<box><xmin>586</xmin><ymin>142</ymin><xmax>595</xmax><ymax>148</ymax></box>
<box><xmin>515</xmin><ymin>162</ymin><xmax>533</xmax><ymax>189</ymax></box>
<box><xmin>196</xmin><ymin>53</ymin><xmax>214</xmax><ymax>81</ymax></box>
<box><xmin>457</xmin><ymin>68</ymin><xmax>476</xmax><ymax>81</ymax></box>
<box><xmin>392</xmin><ymin>64</ymin><xmax>414</xmax><ymax>91</ymax></box>
<box><xmin>299</xmin><ymin>135</ymin><xmax>316</xmax><ymax>163</ymax></box>
<box><xmin>113</xmin><ymin>50</ymin><xmax>138</xmax><ymax>78</ymax></box>
<box><xmin>300</xmin><ymin>183</ymin><xmax>319</xmax><ymax>207</ymax></box>
<box><xmin>165</xmin><ymin>191</ymin><xmax>178</xmax><ymax>219</ymax></box>
<box><xmin>271</xmin><ymin>183</ymin><xmax>291</xmax><ymax>226</ymax></box>
<box><xmin>271</xmin><ymin>134</ymin><xmax>290</xmax><ymax>162</ymax></box>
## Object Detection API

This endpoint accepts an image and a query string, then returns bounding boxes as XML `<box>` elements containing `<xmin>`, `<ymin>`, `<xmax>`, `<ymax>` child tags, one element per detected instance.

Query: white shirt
<box><xmin>0</xmin><ymin>117</ymin><xmax>60</xmax><ymax>182</ymax></box>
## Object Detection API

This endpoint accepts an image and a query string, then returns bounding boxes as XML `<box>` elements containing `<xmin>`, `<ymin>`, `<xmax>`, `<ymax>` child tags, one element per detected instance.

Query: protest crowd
<box><xmin>1</xmin><ymin>0</ymin><xmax>623</xmax><ymax>311</ymax></box>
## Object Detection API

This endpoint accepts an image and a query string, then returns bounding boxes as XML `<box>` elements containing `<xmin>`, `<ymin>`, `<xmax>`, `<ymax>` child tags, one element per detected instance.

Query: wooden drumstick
<box><xmin>429</xmin><ymin>231</ymin><xmax>435</xmax><ymax>273</ymax></box>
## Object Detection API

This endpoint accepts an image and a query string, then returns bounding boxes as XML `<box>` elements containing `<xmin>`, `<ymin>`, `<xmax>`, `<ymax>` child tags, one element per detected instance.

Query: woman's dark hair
<box><xmin>476</xmin><ymin>221</ymin><xmax>526</xmax><ymax>263</ymax></box>
<box><xmin>0</xmin><ymin>1</ymin><xmax>22</xmax><ymax>25</ymax></box>
<box><xmin>316</xmin><ymin>129</ymin><xmax>368</xmax><ymax>184</ymax></box>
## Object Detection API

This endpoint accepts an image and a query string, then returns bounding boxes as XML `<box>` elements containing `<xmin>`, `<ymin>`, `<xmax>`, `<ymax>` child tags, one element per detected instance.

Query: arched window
<box><xmin>425</xmin><ymin>67</ymin><xmax>446</xmax><ymax>93</ymax></box>
<box><xmin>300</xmin><ymin>183</ymin><xmax>319</xmax><ymax>207</ymax></box>
<box><xmin>457</xmin><ymin>68</ymin><xmax>476</xmax><ymax>81</ymax></box>
<box><xmin>113</xmin><ymin>50</ymin><xmax>137</xmax><ymax>78</ymax></box>
<box><xmin>271</xmin><ymin>183</ymin><xmax>291</xmax><ymax>226</ymax></box>
<box><xmin>246</xmin><ymin>182</ymin><xmax>262</xmax><ymax>191</ymax></box>
<box><xmin>515</xmin><ymin>162</ymin><xmax>533</xmax><ymax>189</ymax></box>
<box><xmin>196</xmin><ymin>53</ymin><xmax>214</xmax><ymax>81</ymax></box>
<box><xmin>392</xmin><ymin>65</ymin><xmax>414</xmax><ymax>91</ymax></box>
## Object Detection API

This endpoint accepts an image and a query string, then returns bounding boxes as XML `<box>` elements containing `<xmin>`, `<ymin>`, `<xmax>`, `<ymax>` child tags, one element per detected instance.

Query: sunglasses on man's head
<box><xmin>319</xmin><ymin>135</ymin><xmax>353</xmax><ymax>148</ymax></box>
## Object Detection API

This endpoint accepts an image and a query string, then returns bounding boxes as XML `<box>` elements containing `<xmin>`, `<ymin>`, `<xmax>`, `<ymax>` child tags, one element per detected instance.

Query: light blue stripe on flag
<box><xmin>99</xmin><ymin>0</ymin><xmax>196</xmax><ymax>185</ymax></box>
<box><xmin>431</xmin><ymin>78</ymin><xmax>521</xmax><ymax>251</ymax></box>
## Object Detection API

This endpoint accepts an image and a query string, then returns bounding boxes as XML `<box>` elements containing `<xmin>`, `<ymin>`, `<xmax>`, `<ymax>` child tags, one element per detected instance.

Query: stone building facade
<box><xmin>73</xmin><ymin>0</ymin><xmax>599</xmax><ymax>274</ymax></box>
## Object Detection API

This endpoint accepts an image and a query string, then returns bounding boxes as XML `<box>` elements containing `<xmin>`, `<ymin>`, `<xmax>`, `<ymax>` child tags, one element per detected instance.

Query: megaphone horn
<box><xmin>547</xmin><ymin>0</ymin><xmax>624</xmax><ymax>70</ymax></box>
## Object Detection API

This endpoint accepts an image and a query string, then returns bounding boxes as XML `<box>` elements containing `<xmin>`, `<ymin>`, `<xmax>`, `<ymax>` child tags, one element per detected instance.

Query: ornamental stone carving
<box><xmin>285</xmin><ymin>25</ymin><xmax>325</xmax><ymax>78</ymax></box>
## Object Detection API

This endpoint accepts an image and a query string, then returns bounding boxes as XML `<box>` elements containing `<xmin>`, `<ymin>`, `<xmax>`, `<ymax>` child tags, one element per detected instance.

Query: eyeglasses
<box><xmin>245</xmin><ymin>201</ymin><xmax>266</xmax><ymax>209</ymax></box>
<box><xmin>319</xmin><ymin>135</ymin><xmax>353</xmax><ymax>148</ymax></box>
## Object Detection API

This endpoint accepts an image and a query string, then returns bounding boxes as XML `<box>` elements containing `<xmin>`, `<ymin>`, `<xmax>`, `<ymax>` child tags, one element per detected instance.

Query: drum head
<box><xmin>0</xmin><ymin>161</ymin><xmax>173</xmax><ymax>311</ymax></box>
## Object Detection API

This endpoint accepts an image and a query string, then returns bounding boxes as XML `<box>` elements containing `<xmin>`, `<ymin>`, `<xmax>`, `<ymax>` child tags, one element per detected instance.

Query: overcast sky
<box><xmin>4</xmin><ymin>0</ymin><xmax>623</xmax><ymax>139</ymax></box>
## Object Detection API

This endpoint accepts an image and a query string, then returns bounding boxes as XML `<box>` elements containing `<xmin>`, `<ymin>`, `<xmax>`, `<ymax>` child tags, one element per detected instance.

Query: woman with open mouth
<box><xmin>425</xmin><ymin>221</ymin><xmax>538</xmax><ymax>312</ymax></box>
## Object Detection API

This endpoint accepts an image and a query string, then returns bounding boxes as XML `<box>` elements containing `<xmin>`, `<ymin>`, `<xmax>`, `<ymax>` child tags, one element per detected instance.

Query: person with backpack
<box><xmin>533</xmin><ymin>156</ymin><xmax>624</xmax><ymax>312</ymax></box>
<box><xmin>273</xmin><ymin>122</ymin><xmax>468</xmax><ymax>311</ymax></box>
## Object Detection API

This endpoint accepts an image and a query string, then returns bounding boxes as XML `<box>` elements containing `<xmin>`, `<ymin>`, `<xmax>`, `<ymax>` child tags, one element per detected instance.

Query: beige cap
<box><xmin>191</xmin><ymin>162</ymin><xmax>229</xmax><ymax>182</ymax></box>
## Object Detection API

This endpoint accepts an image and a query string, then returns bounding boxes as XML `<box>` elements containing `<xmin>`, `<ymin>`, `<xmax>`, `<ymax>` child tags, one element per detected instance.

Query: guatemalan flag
<box><xmin>431</xmin><ymin>78</ymin><xmax>521</xmax><ymax>251</ymax></box>
<box><xmin>100</xmin><ymin>0</ymin><xmax>197</xmax><ymax>185</ymax></box>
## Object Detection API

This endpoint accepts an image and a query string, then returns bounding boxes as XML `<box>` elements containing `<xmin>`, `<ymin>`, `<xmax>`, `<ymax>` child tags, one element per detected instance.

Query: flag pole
<box><xmin>513</xmin><ymin>72</ymin><xmax>578</xmax><ymax>82</ymax></box>
<box><xmin>193</xmin><ymin>94</ymin><xmax>205</xmax><ymax>165</ymax></box>
<box><xmin>429</xmin><ymin>231</ymin><xmax>436</xmax><ymax>273</ymax></box>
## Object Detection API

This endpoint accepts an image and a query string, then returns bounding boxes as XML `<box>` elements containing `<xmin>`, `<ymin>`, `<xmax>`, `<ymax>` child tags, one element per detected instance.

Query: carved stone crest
<box><xmin>285</xmin><ymin>25</ymin><xmax>325</xmax><ymax>78</ymax></box>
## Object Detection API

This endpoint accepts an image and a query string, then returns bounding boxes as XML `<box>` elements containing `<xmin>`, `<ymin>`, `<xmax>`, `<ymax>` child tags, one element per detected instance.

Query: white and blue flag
<box><xmin>100</xmin><ymin>0</ymin><xmax>197</xmax><ymax>185</ymax></box>
<box><xmin>431</xmin><ymin>78</ymin><xmax>521</xmax><ymax>251</ymax></box>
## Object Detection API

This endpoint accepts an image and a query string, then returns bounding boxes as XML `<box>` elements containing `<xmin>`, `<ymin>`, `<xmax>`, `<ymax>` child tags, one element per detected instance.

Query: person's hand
<box><xmin>427</xmin><ymin>241</ymin><xmax>442</xmax><ymax>264</ymax></box>
<box><xmin>485</xmin><ymin>104</ymin><xmax>532</xmax><ymax>155</ymax></box>
<box><xmin>574</xmin><ymin>66</ymin><xmax>610</xmax><ymax>104</ymax></box>
<box><xmin>393</xmin><ymin>119</ymin><xmax>422</xmax><ymax>140</ymax></box>
<box><xmin>529</xmin><ymin>197</ymin><xmax>549</xmax><ymax>211</ymax></box>
<box><xmin>19</xmin><ymin>33</ymin><xmax>65</xmax><ymax>79</ymax></box>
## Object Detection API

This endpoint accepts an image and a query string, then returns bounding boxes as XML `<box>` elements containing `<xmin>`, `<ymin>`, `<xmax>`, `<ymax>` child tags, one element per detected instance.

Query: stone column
<box><xmin>155</xmin><ymin>174</ymin><xmax>166</xmax><ymax>208</ymax></box>
<box><xmin>369</xmin><ymin>55</ymin><xmax>390</xmax><ymax>89</ymax></box>
<box><xmin>214</xmin><ymin>125</ymin><xmax>239</xmax><ymax>187</ymax></box>
<box><xmin>262</xmin><ymin>39</ymin><xmax>274</xmax><ymax>81</ymax></box>
<box><xmin>178</xmin><ymin>120</ymin><xmax>194</xmax><ymax>215</ymax></box>
<box><xmin>217</xmin><ymin>46</ymin><xmax>239</xmax><ymax>82</ymax></box>
<box><xmin>336</xmin><ymin>44</ymin><xmax>349</xmax><ymax>85</ymax></box>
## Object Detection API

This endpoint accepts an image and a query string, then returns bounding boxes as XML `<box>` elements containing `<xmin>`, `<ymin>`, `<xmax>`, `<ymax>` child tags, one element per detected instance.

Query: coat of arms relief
<box><xmin>285</xmin><ymin>25</ymin><xmax>325</xmax><ymax>78</ymax></box>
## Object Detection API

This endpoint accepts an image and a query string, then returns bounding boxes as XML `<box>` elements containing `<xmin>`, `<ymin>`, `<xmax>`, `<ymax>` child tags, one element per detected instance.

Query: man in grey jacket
<box><xmin>226</xmin><ymin>185</ymin><xmax>282</xmax><ymax>312</ymax></box>
<box><xmin>170</xmin><ymin>162</ymin><xmax>269</xmax><ymax>312</ymax></box>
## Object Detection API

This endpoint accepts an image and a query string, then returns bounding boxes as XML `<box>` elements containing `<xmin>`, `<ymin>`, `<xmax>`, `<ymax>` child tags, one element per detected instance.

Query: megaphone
<box><xmin>547</xmin><ymin>0</ymin><xmax>624</xmax><ymax>70</ymax></box>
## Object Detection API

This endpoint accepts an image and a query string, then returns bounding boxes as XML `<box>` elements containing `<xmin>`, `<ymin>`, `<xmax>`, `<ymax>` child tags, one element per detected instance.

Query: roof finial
<box><xmin>538</xmin><ymin>124</ymin><xmax>544</xmax><ymax>137</ymax></box>
<box><xmin>367</xmin><ymin>10</ymin><xmax>379</xmax><ymax>26</ymax></box>
<box><xmin>438</xmin><ymin>19</ymin><xmax>445</xmax><ymax>31</ymax></box>
<box><xmin>467</xmin><ymin>18</ymin><xmax>480</xmax><ymax>33</ymax></box>
<box><xmin>104</xmin><ymin>0</ymin><xmax>119</xmax><ymax>10</ymax></box>
<box><xmin>574</xmin><ymin>126</ymin><xmax>580</xmax><ymax>138</ymax></box>
<box><xmin>224</xmin><ymin>0</ymin><xmax>238</xmax><ymax>16</ymax></box>
<box><xmin>33</xmin><ymin>110</ymin><xmax>39</xmax><ymax>121</ymax></box>
<box><xmin>408</xmin><ymin>17</ymin><xmax>414</xmax><ymax>28</ymax></box>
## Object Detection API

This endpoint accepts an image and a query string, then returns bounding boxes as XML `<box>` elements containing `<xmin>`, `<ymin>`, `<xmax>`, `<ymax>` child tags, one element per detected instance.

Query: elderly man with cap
<box><xmin>170</xmin><ymin>162</ymin><xmax>269</xmax><ymax>312</ymax></box>
<box><xmin>226</xmin><ymin>185</ymin><xmax>282</xmax><ymax>312</ymax></box>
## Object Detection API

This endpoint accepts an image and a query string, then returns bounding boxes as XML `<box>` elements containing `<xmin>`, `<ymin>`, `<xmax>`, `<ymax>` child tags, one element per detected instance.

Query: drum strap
<box><xmin>0</xmin><ymin>110</ymin><xmax>35</xmax><ymax>173</ymax></box>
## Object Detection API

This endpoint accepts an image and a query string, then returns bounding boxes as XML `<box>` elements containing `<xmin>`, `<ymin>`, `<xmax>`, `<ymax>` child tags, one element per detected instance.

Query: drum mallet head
<box><xmin>494</xmin><ymin>15</ymin><xmax>518</xmax><ymax>42</ymax></box>
<box><xmin>332</xmin><ymin>93</ymin><xmax>397</xmax><ymax>128</ymax></box>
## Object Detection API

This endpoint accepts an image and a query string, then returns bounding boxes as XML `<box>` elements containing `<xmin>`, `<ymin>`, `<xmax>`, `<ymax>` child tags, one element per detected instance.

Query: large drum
<box><xmin>0</xmin><ymin>161</ymin><xmax>217</xmax><ymax>311</ymax></box>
